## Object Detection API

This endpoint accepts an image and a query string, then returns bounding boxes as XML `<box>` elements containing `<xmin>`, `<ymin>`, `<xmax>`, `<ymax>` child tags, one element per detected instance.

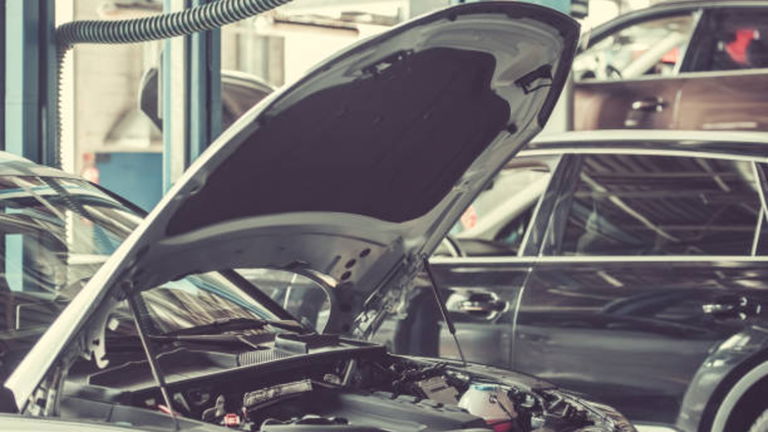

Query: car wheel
<box><xmin>750</xmin><ymin>410</ymin><xmax>768</xmax><ymax>432</ymax></box>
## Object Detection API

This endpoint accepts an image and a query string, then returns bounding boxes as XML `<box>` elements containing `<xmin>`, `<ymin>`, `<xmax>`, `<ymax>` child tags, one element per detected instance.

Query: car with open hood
<box><xmin>0</xmin><ymin>3</ymin><xmax>635</xmax><ymax>432</ymax></box>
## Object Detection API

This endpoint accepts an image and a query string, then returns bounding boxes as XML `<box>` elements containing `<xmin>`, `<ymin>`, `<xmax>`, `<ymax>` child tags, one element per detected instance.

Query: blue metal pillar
<box><xmin>4</xmin><ymin>0</ymin><xmax>57</xmax><ymax>292</ymax></box>
<box><xmin>163</xmin><ymin>0</ymin><xmax>222</xmax><ymax>192</ymax></box>
<box><xmin>4</xmin><ymin>0</ymin><xmax>57</xmax><ymax>165</ymax></box>
<box><xmin>189</xmin><ymin>0</ymin><xmax>222</xmax><ymax>164</ymax></box>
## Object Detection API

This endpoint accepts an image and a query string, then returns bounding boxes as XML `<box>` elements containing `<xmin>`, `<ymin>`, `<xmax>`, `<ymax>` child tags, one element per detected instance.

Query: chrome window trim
<box><xmin>634</xmin><ymin>425</ymin><xmax>680</xmax><ymax>432</ymax></box>
<box><xmin>678</xmin><ymin>66</ymin><xmax>768</xmax><ymax>79</ymax></box>
<box><xmin>576</xmin><ymin>66</ymin><xmax>768</xmax><ymax>84</ymax></box>
<box><xmin>520</xmin><ymin>148</ymin><xmax>768</xmax><ymax>164</ymax></box>
<box><xmin>751</xmin><ymin>210</ymin><xmax>763</xmax><ymax>257</ymax></box>
<box><xmin>430</xmin><ymin>255</ymin><xmax>768</xmax><ymax>266</ymax></box>
<box><xmin>674</xmin><ymin>8</ymin><xmax>704</xmax><ymax>75</ymax></box>
<box><xmin>516</xmin><ymin>155</ymin><xmax>563</xmax><ymax>257</ymax></box>
<box><xmin>752</xmin><ymin>162</ymin><xmax>768</xmax><ymax>256</ymax></box>
<box><xmin>529</xmin><ymin>129</ymin><xmax>768</xmax><ymax>145</ymax></box>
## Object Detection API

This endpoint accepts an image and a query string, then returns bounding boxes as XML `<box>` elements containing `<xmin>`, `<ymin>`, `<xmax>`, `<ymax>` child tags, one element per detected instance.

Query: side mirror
<box><xmin>138</xmin><ymin>67</ymin><xmax>162</xmax><ymax>129</ymax></box>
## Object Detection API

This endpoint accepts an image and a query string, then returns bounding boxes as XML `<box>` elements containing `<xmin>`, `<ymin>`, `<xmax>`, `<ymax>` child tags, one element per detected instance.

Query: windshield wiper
<box><xmin>163</xmin><ymin>317</ymin><xmax>307</xmax><ymax>337</ymax></box>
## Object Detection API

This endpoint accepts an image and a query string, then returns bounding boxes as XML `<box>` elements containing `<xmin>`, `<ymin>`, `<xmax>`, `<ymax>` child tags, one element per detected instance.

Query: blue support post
<box><xmin>5</xmin><ymin>0</ymin><xmax>42</xmax><ymax>162</ymax></box>
<box><xmin>163</xmin><ymin>0</ymin><xmax>222</xmax><ymax>192</ymax></box>
<box><xmin>4</xmin><ymin>0</ymin><xmax>57</xmax><ymax>292</ymax></box>
<box><xmin>4</xmin><ymin>0</ymin><xmax>57</xmax><ymax>165</ymax></box>
<box><xmin>189</xmin><ymin>0</ymin><xmax>222</xmax><ymax>164</ymax></box>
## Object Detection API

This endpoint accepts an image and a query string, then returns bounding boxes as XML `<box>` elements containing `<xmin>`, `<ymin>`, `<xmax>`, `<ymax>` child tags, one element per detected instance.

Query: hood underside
<box><xmin>135</xmin><ymin>1</ymin><xmax>578</xmax><ymax>320</ymax></box>
<box><xmin>7</xmin><ymin>2</ymin><xmax>578</xmax><ymax>410</ymax></box>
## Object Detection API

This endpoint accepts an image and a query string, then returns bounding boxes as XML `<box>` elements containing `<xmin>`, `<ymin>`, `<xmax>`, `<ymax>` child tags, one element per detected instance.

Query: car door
<box><xmin>573</xmin><ymin>10</ymin><xmax>700</xmax><ymax>130</ymax></box>
<box><xmin>676</xmin><ymin>6</ymin><xmax>768</xmax><ymax>131</ymax></box>
<box><xmin>423</xmin><ymin>155</ymin><xmax>563</xmax><ymax>368</ymax></box>
<box><xmin>512</xmin><ymin>151</ymin><xmax>768</xmax><ymax>425</ymax></box>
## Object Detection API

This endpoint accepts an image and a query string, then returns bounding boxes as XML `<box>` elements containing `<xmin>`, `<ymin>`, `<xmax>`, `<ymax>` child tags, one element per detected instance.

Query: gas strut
<box><xmin>422</xmin><ymin>255</ymin><xmax>468</xmax><ymax>367</ymax></box>
<box><xmin>53</xmin><ymin>0</ymin><xmax>293</xmax><ymax>168</ymax></box>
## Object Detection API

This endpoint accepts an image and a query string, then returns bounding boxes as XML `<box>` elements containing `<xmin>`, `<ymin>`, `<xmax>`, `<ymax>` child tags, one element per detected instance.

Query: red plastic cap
<box><xmin>224</xmin><ymin>413</ymin><xmax>241</xmax><ymax>427</ymax></box>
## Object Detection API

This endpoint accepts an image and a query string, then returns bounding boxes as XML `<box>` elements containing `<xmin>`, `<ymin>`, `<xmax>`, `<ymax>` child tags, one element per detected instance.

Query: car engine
<box><xmin>58</xmin><ymin>334</ymin><xmax>628</xmax><ymax>432</ymax></box>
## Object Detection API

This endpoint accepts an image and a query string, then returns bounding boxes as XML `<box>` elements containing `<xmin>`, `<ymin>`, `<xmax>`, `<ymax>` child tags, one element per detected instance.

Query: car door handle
<box><xmin>631</xmin><ymin>97</ymin><xmax>667</xmax><ymax>112</ymax></box>
<box><xmin>702</xmin><ymin>296</ymin><xmax>762</xmax><ymax>320</ymax></box>
<box><xmin>458</xmin><ymin>299</ymin><xmax>506</xmax><ymax>314</ymax></box>
<box><xmin>446</xmin><ymin>292</ymin><xmax>508</xmax><ymax>321</ymax></box>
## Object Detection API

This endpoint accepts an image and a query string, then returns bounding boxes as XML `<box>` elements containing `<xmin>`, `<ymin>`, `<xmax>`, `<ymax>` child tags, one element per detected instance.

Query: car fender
<box><xmin>676</xmin><ymin>325</ymin><xmax>768</xmax><ymax>432</ymax></box>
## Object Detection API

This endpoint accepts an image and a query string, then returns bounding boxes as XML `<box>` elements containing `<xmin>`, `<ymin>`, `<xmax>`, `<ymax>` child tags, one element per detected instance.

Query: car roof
<box><xmin>520</xmin><ymin>130</ymin><xmax>768</xmax><ymax>161</ymax></box>
<box><xmin>588</xmin><ymin>0</ymin><xmax>767</xmax><ymax>42</ymax></box>
<box><xmin>0</xmin><ymin>150</ymin><xmax>80</xmax><ymax>179</ymax></box>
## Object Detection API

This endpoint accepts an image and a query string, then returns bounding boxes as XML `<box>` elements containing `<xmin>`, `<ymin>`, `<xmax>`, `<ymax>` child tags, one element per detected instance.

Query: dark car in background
<box><xmin>381</xmin><ymin>130</ymin><xmax>768</xmax><ymax>432</ymax></box>
<box><xmin>573</xmin><ymin>0</ymin><xmax>768</xmax><ymax>131</ymax></box>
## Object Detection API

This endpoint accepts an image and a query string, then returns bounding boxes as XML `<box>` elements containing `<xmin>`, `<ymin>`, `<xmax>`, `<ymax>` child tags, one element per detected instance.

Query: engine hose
<box><xmin>53</xmin><ymin>0</ymin><xmax>292</xmax><ymax>168</ymax></box>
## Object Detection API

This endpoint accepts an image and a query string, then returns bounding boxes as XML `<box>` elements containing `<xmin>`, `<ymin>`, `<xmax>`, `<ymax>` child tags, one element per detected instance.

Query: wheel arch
<box><xmin>697</xmin><ymin>348</ymin><xmax>768</xmax><ymax>432</ymax></box>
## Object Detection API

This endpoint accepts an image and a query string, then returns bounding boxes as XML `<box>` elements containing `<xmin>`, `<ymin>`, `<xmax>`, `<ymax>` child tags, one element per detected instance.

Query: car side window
<box><xmin>548</xmin><ymin>154</ymin><xmax>766</xmax><ymax>256</ymax></box>
<box><xmin>441</xmin><ymin>159</ymin><xmax>552</xmax><ymax>257</ymax></box>
<box><xmin>687</xmin><ymin>9</ymin><xmax>768</xmax><ymax>72</ymax></box>
<box><xmin>574</xmin><ymin>14</ymin><xmax>696</xmax><ymax>81</ymax></box>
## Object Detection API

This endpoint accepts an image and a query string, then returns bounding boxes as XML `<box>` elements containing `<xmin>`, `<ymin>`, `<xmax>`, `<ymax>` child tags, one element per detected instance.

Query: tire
<box><xmin>750</xmin><ymin>410</ymin><xmax>768</xmax><ymax>432</ymax></box>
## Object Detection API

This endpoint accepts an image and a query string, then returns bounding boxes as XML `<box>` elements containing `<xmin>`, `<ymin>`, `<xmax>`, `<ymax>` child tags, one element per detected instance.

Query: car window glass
<box><xmin>550</xmin><ymin>154</ymin><xmax>764</xmax><ymax>256</ymax></box>
<box><xmin>1</xmin><ymin>177</ymin><xmax>139</xmax><ymax>328</ymax></box>
<box><xmin>688</xmin><ymin>9</ymin><xmax>768</xmax><ymax>72</ymax></box>
<box><xmin>0</xmin><ymin>176</ymin><xmax>144</xmax><ymax>381</ymax></box>
<box><xmin>138</xmin><ymin>271</ymin><xmax>282</xmax><ymax>334</ymax></box>
<box><xmin>237</xmin><ymin>268</ymin><xmax>330</xmax><ymax>332</ymax></box>
<box><xmin>135</xmin><ymin>269</ymin><xmax>331</xmax><ymax>335</ymax></box>
<box><xmin>440</xmin><ymin>161</ymin><xmax>551</xmax><ymax>257</ymax></box>
<box><xmin>574</xmin><ymin>14</ymin><xmax>695</xmax><ymax>81</ymax></box>
<box><xmin>754</xmin><ymin>163</ymin><xmax>768</xmax><ymax>255</ymax></box>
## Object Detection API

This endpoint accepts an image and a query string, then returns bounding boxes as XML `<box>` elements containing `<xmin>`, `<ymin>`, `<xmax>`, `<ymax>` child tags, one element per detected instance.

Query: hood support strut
<box><xmin>422</xmin><ymin>255</ymin><xmax>466</xmax><ymax>367</ymax></box>
<box><xmin>125</xmin><ymin>287</ymin><xmax>180</xmax><ymax>431</ymax></box>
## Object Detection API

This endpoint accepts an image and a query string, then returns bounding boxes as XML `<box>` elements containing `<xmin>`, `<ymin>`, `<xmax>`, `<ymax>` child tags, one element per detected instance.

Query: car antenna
<box><xmin>422</xmin><ymin>255</ymin><xmax>467</xmax><ymax>367</ymax></box>
<box><xmin>124</xmin><ymin>283</ymin><xmax>180</xmax><ymax>431</ymax></box>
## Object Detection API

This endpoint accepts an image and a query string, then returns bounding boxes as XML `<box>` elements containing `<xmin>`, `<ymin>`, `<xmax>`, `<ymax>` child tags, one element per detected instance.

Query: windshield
<box><xmin>0</xmin><ymin>176</ymin><xmax>284</xmax><ymax>382</ymax></box>
<box><xmin>0</xmin><ymin>176</ymin><xmax>138</xmax><ymax>378</ymax></box>
<box><xmin>138</xmin><ymin>272</ymin><xmax>284</xmax><ymax>334</ymax></box>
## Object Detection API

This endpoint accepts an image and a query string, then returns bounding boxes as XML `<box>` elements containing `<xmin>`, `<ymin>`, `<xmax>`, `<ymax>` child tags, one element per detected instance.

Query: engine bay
<box><xmin>56</xmin><ymin>333</ymin><xmax>615</xmax><ymax>432</ymax></box>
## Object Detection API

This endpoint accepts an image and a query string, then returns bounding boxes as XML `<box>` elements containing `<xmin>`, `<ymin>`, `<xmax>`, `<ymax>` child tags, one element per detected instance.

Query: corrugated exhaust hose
<box><xmin>53</xmin><ymin>0</ymin><xmax>292</xmax><ymax>167</ymax></box>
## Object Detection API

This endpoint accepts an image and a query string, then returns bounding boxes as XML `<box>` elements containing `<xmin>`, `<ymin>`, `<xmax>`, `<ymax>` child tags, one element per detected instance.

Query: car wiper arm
<box><xmin>163</xmin><ymin>317</ymin><xmax>307</xmax><ymax>336</ymax></box>
<box><xmin>125</xmin><ymin>286</ymin><xmax>180</xmax><ymax>431</ymax></box>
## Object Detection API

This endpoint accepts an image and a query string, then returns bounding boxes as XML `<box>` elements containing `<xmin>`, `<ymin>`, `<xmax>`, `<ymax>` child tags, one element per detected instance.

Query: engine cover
<box><xmin>248</xmin><ymin>387</ymin><xmax>486</xmax><ymax>431</ymax></box>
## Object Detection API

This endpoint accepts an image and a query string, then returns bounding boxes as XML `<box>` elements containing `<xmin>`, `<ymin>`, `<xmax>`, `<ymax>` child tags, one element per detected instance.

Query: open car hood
<box><xmin>7</xmin><ymin>2</ymin><xmax>577</xmax><ymax>409</ymax></box>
